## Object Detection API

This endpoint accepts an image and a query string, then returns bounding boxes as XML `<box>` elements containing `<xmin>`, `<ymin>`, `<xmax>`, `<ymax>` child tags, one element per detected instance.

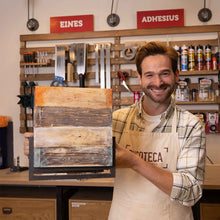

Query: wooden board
<box><xmin>33</xmin><ymin>86</ymin><xmax>113</xmax><ymax>168</ymax></box>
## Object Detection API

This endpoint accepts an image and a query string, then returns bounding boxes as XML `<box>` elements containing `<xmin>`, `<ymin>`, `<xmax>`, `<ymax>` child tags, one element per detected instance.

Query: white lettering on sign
<box><xmin>60</xmin><ymin>20</ymin><xmax>83</xmax><ymax>28</ymax></box>
<box><xmin>142</xmin><ymin>15</ymin><xmax>179</xmax><ymax>23</ymax></box>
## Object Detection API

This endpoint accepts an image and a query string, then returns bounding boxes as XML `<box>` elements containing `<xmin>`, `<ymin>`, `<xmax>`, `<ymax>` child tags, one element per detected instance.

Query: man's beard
<box><xmin>141</xmin><ymin>83</ymin><xmax>175</xmax><ymax>103</ymax></box>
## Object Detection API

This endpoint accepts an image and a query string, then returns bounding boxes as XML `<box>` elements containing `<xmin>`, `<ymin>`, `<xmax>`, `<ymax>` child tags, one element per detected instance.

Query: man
<box><xmin>108</xmin><ymin>41</ymin><xmax>206</xmax><ymax>220</ymax></box>
<box><xmin>24</xmin><ymin>41</ymin><xmax>205</xmax><ymax>219</ymax></box>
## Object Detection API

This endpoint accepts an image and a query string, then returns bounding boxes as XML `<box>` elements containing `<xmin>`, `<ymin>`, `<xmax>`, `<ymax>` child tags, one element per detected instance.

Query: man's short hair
<box><xmin>135</xmin><ymin>41</ymin><xmax>178</xmax><ymax>76</ymax></box>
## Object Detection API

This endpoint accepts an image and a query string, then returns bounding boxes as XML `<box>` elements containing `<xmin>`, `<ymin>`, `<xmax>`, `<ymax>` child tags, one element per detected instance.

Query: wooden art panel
<box><xmin>33</xmin><ymin>86</ymin><xmax>113</xmax><ymax>168</ymax></box>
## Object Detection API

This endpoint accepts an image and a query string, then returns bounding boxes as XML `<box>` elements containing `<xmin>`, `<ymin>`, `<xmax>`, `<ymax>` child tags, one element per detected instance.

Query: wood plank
<box><xmin>34</xmin><ymin>86</ymin><xmax>112</xmax><ymax>109</ymax></box>
<box><xmin>34</xmin><ymin>127</ymin><xmax>112</xmax><ymax>148</ymax></box>
<box><xmin>34</xmin><ymin>106</ymin><xmax>112</xmax><ymax>127</ymax></box>
<box><xmin>34</xmin><ymin>146</ymin><xmax>113</xmax><ymax>167</ymax></box>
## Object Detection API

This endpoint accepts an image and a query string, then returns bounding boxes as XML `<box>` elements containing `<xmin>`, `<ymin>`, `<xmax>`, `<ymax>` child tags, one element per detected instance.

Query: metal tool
<box><xmin>29</xmin><ymin>81</ymin><xmax>36</xmax><ymax>119</ymax></box>
<box><xmin>105</xmin><ymin>43</ymin><xmax>111</xmax><ymax>89</ymax></box>
<box><xmin>117</xmin><ymin>71</ymin><xmax>132</xmax><ymax>93</ymax></box>
<box><xmin>67</xmin><ymin>44</ymin><xmax>76</xmax><ymax>82</ymax></box>
<box><xmin>100</xmin><ymin>44</ymin><xmax>105</xmax><ymax>89</ymax></box>
<box><xmin>95</xmin><ymin>44</ymin><xmax>100</xmax><ymax>83</ymax></box>
<box><xmin>51</xmin><ymin>46</ymin><xmax>66</xmax><ymax>87</ymax></box>
<box><xmin>76</xmin><ymin>43</ymin><xmax>87</xmax><ymax>87</ymax></box>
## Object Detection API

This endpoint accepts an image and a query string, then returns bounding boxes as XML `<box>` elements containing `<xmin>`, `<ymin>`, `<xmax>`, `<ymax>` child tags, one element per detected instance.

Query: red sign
<box><xmin>137</xmin><ymin>9</ymin><xmax>184</xmax><ymax>29</ymax></box>
<box><xmin>50</xmin><ymin>15</ymin><xmax>93</xmax><ymax>33</ymax></box>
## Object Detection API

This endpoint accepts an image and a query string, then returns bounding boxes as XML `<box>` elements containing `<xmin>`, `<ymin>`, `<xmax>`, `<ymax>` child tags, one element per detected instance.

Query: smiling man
<box><xmin>108</xmin><ymin>41</ymin><xmax>206</xmax><ymax>220</ymax></box>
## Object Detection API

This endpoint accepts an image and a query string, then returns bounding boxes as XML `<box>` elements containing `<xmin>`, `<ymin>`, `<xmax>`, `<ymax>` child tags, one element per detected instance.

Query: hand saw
<box><xmin>67</xmin><ymin>43</ymin><xmax>76</xmax><ymax>82</ymax></box>
<box><xmin>51</xmin><ymin>46</ymin><xmax>66</xmax><ymax>87</ymax></box>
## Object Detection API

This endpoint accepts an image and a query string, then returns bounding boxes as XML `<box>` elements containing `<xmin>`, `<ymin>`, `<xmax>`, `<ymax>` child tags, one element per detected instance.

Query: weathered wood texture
<box><xmin>34</xmin><ymin>86</ymin><xmax>113</xmax><ymax>168</ymax></box>
<box><xmin>34</xmin><ymin>107</ymin><xmax>112</xmax><ymax>127</ymax></box>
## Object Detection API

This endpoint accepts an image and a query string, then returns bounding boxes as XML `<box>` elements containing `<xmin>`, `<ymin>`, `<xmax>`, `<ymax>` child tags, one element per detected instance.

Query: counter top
<box><xmin>0</xmin><ymin>164</ymin><xmax>219</xmax><ymax>189</ymax></box>
<box><xmin>0</xmin><ymin>168</ymin><xmax>114</xmax><ymax>187</ymax></box>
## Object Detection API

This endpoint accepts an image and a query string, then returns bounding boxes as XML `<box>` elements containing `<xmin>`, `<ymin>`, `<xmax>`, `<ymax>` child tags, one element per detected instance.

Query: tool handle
<box><xmin>79</xmin><ymin>74</ymin><xmax>85</xmax><ymax>87</ymax></box>
<box><xmin>67</xmin><ymin>63</ymin><xmax>73</xmax><ymax>82</ymax></box>
<box><xmin>50</xmin><ymin>76</ymin><xmax>65</xmax><ymax>87</ymax></box>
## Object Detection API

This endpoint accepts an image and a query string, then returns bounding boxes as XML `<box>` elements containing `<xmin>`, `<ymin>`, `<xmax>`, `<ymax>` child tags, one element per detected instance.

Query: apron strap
<box><xmin>171</xmin><ymin>107</ymin><xmax>177</xmax><ymax>134</ymax></box>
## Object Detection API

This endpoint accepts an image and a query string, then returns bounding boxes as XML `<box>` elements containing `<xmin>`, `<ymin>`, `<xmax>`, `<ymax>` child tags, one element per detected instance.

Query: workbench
<box><xmin>0</xmin><ymin>164</ymin><xmax>219</xmax><ymax>220</ymax></box>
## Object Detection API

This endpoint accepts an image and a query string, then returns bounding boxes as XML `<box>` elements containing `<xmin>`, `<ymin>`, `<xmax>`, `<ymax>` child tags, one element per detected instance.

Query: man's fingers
<box><xmin>24</xmin><ymin>132</ymin><xmax>34</xmax><ymax>138</ymax></box>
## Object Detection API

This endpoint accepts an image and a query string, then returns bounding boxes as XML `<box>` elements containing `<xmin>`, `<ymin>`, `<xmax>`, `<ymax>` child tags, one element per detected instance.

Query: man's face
<box><xmin>138</xmin><ymin>54</ymin><xmax>179</xmax><ymax>104</ymax></box>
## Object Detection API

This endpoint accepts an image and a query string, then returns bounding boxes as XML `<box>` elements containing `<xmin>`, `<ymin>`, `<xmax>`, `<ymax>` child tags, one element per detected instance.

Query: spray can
<box><xmin>197</xmin><ymin>45</ymin><xmax>203</xmax><ymax>71</ymax></box>
<box><xmin>188</xmin><ymin>45</ymin><xmax>195</xmax><ymax>71</ymax></box>
<box><xmin>174</xmin><ymin>45</ymin><xmax>181</xmax><ymax>71</ymax></box>
<box><xmin>205</xmin><ymin>44</ymin><xmax>212</xmax><ymax>70</ymax></box>
<box><xmin>213</xmin><ymin>57</ymin><xmax>217</xmax><ymax>70</ymax></box>
<box><xmin>181</xmin><ymin>45</ymin><xmax>188</xmax><ymax>71</ymax></box>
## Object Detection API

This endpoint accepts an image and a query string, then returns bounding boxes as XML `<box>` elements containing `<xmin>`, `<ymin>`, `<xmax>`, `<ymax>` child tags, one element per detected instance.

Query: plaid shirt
<box><xmin>112</xmin><ymin>96</ymin><xmax>206</xmax><ymax>206</ymax></box>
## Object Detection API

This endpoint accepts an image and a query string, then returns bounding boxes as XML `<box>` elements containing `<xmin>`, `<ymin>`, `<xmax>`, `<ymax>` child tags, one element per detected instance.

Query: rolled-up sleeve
<box><xmin>170</xmin><ymin>119</ymin><xmax>206</xmax><ymax>206</ymax></box>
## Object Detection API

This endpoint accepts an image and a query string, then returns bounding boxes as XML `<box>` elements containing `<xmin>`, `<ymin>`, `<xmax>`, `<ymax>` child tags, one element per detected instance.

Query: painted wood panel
<box><xmin>34</xmin><ymin>86</ymin><xmax>112</xmax><ymax>108</ymax></box>
<box><xmin>33</xmin><ymin>86</ymin><xmax>113</xmax><ymax>168</ymax></box>
<box><xmin>34</xmin><ymin>106</ymin><xmax>112</xmax><ymax>127</ymax></box>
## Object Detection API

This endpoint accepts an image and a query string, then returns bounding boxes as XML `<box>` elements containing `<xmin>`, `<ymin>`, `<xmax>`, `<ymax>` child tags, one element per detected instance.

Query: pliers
<box><xmin>117</xmin><ymin>71</ymin><xmax>132</xmax><ymax>93</ymax></box>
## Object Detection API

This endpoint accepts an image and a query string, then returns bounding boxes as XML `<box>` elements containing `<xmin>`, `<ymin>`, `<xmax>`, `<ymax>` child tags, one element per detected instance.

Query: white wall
<box><xmin>0</xmin><ymin>0</ymin><xmax>220</xmax><ymax>166</ymax></box>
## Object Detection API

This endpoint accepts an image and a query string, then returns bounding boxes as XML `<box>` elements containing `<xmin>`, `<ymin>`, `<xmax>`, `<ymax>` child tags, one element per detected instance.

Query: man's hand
<box><xmin>24</xmin><ymin>132</ymin><xmax>34</xmax><ymax>156</ymax></box>
<box><xmin>115</xmin><ymin>143</ymin><xmax>139</xmax><ymax>168</ymax></box>
<box><xmin>115</xmin><ymin>143</ymin><xmax>173</xmax><ymax>195</ymax></box>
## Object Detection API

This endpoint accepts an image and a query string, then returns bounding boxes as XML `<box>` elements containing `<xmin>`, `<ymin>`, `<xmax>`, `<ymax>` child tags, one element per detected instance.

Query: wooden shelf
<box><xmin>179</xmin><ymin>70</ymin><xmax>219</xmax><ymax>76</ymax></box>
<box><xmin>19</xmin><ymin>25</ymin><xmax>220</xmax><ymax>133</ymax></box>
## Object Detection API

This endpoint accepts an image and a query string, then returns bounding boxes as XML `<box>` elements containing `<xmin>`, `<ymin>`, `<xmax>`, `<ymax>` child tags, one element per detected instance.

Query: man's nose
<box><xmin>153</xmin><ymin>75</ymin><xmax>163</xmax><ymax>87</ymax></box>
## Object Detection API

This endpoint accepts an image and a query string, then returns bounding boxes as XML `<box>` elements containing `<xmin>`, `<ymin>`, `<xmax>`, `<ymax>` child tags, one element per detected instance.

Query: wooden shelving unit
<box><xmin>19</xmin><ymin>25</ymin><xmax>220</xmax><ymax>133</ymax></box>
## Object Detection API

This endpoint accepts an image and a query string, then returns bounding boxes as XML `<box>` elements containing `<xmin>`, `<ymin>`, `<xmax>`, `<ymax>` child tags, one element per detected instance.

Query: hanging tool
<box><xmin>76</xmin><ymin>43</ymin><xmax>87</xmax><ymax>87</ymax></box>
<box><xmin>100</xmin><ymin>43</ymin><xmax>105</xmax><ymax>89</ymax></box>
<box><xmin>23</xmin><ymin>51</ymin><xmax>28</xmax><ymax>77</ymax></box>
<box><xmin>51</xmin><ymin>46</ymin><xmax>66</xmax><ymax>87</ymax></box>
<box><xmin>122</xmin><ymin>46</ymin><xmax>137</xmax><ymax>60</ymax></box>
<box><xmin>117</xmin><ymin>71</ymin><xmax>132</xmax><ymax>93</ymax></box>
<box><xmin>95</xmin><ymin>44</ymin><xmax>100</xmax><ymax>84</ymax></box>
<box><xmin>105</xmin><ymin>43</ymin><xmax>111</xmax><ymax>89</ymax></box>
<box><xmin>67</xmin><ymin>43</ymin><xmax>76</xmax><ymax>82</ymax></box>
<box><xmin>29</xmin><ymin>81</ymin><xmax>36</xmax><ymax>120</ymax></box>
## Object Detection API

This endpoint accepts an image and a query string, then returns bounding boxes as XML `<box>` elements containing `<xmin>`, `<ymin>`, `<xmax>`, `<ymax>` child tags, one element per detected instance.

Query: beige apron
<box><xmin>108</xmin><ymin>109</ymin><xmax>193</xmax><ymax>220</ymax></box>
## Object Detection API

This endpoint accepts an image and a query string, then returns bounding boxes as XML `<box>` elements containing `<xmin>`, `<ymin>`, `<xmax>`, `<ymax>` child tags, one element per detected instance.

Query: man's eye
<box><xmin>145</xmin><ymin>74</ymin><xmax>152</xmax><ymax>78</ymax></box>
<box><xmin>162</xmin><ymin>72</ymin><xmax>169</xmax><ymax>76</ymax></box>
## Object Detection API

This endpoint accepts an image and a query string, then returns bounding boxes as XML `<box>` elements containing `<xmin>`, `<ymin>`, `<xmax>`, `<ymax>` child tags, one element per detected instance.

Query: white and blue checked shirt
<box><xmin>112</xmin><ymin>96</ymin><xmax>206</xmax><ymax>207</ymax></box>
